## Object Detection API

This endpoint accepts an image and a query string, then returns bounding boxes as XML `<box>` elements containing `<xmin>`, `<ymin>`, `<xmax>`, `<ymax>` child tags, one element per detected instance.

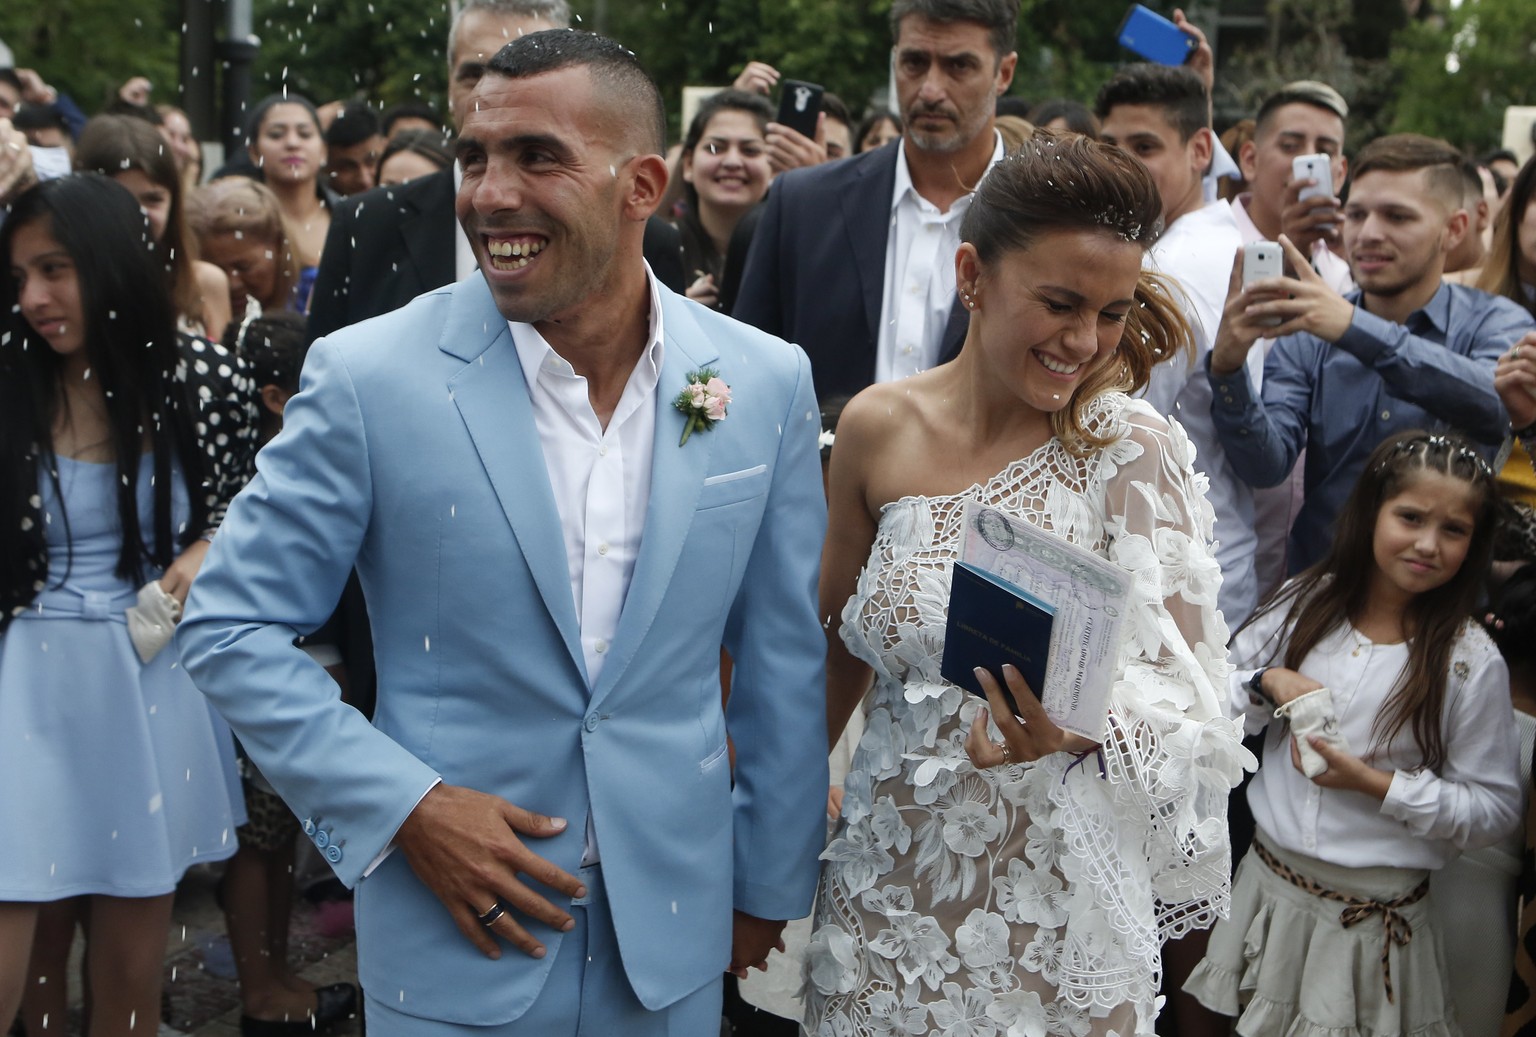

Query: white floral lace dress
<box><xmin>803</xmin><ymin>394</ymin><xmax>1252</xmax><ymax>1037</ymax></box>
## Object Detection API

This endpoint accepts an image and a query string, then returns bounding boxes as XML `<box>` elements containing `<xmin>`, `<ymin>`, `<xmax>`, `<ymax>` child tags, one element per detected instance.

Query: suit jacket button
<box><xmin>584</xmin><ymin>713</ymin><xmax>600</xmax><ymax>732</ymax></box>
<box><xmin>302</xmin><ymin>818</ymin><xmax>317</xmax><ymax>837</ymax></box>
<box><xmin>325</xmin><ymin>845</ymin><xmax>343</xmax><ymax>864</ymax></box>
<box><xmin>314</xmin><ymin>829</ymin><xmax>331</xmax><ymax>849</ymax></box>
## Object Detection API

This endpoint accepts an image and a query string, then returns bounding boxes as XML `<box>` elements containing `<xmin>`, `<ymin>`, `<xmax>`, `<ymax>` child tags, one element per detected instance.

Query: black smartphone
<box><xmin>775</xmin><ymin>80</ymin><xmax>824</xmax><ymax>139</ymax></box>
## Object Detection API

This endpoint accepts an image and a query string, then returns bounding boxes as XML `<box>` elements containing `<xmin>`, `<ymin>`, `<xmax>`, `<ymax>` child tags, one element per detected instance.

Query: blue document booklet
<box><xmin>940</xmin><ymin>501</ymin><xmax>1129</xmax><ymax>741</ymax></box>
<box><xmin>940</xmin><ymin>561</ymin><xmax>1056</xmax><ymax>718</ymax></box>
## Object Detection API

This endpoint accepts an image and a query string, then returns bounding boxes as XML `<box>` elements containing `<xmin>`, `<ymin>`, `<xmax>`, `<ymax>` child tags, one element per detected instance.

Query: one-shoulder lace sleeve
<box><xmin>1047</xmin><ymin>400</ymin><xmax>1253</xmax><ymax>1008</ymax></box>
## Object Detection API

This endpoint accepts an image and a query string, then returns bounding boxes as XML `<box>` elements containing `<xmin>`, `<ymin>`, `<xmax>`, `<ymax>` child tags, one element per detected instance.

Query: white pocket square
<box><xmin>125</xmin><ymin>581</ymin><xmax>182</xmax><ymax>664</ymax></box>
<box><xmin>702</xmin><ymin>464</ymin><xmax>767</xmax><ymax>486</ymax></box>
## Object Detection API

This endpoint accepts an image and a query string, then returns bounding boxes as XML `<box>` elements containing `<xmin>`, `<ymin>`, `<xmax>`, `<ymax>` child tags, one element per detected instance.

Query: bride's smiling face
<box><xmin>959</xmin><ymin>228</ymin><xmax>1142</xmax><ymax>414</ymax></box>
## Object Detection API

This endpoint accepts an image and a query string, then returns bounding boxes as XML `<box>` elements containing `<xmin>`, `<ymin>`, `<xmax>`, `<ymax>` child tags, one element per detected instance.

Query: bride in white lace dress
<box><xmin>804</xmin><ymin>135</ymin><xmax>1252</xmax><ymax>1037</ymax></box>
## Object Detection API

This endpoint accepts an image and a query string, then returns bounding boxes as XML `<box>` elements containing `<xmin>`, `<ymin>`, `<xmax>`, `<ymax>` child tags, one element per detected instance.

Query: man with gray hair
<box><xmin>734</xmin><ymin>0</ymin><xmax>1019</xmax><ymax>402</ymax></box>
<box><xmin>308</xmin><ymin>0</ymin><xmax>684</xmax><ymax>341</ymax></box>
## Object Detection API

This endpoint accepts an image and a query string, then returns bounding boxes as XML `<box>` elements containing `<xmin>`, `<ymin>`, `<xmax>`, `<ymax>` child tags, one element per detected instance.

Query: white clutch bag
<box><xmin>125</xmin><ymin>581</ymin><xmax>182</xmax><ymax>664</ymax></box>
<box><xmin>1274</xmin><ymin>686</ymin><xmax>1349</xmax><ymax>778</ymax></box>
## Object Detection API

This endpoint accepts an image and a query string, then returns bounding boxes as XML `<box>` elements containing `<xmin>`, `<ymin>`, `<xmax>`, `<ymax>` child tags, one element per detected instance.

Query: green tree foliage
<box><xmin>251</xmin><ymin>0</ymin><xmax>452</xmax><ymax>112</ymax></box>
<box><xmin>0</xmin><ymin>0</ymin><xmax>181</xmax><ymax>114</ymax></box>
<box><xmin>1385</xmin><ymin>0</ymin><xmax>1536</xmax><ymax>152</ymax></box>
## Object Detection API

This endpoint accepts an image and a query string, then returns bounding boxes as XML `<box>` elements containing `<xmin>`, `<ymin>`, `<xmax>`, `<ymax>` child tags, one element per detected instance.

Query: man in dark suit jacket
<box><xmin>733</xmin><ymin>0</ymin><xmax>1018</xmax><ymax>404</ymax></box>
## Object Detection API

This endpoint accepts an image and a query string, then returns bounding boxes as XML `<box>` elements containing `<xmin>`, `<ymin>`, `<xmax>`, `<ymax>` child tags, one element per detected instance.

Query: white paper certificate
<box><xmin>957</xmin><ymin>499</ymin><xmax>1128</xmax><ymax>741</ymax></box>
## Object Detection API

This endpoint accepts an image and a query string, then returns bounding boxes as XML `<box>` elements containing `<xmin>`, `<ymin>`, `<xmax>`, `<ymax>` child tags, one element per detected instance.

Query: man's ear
<box><xmin>1238</xmin><ymin>138</ymin><xmax>1257</xmax><ymax>182</ymax></box>
<box><xmin>1441</xmin><ymin>205</ymin><xmax>1471</xmax><ymax>257</ymax></box>
<box><xmin>994</xmin><ymin>51</ymin><xmax>1018</xmax><ymax>96</ymax></box>
<box><xmin>1476</xmin><ymin>197</ymin><xmax>1491</xmax><ymax>235</ymax></box>
<box><xmin>1190</xmin><ymin>126</ymin><xmax>1213</xmax><ymax>178</ymax></box>
<box><xmin>623</xmin><ymin>152</ymin><xmax>670</xmax><ymax>221</ymax></box>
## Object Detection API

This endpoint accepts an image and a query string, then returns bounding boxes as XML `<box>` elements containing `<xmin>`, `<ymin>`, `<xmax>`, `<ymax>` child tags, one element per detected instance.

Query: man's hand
<box><xmin>159</xmin><ymin>538</ymin><xmax>212</xmax><ymax>607</ymax></box>
<box><xmin>395</xmin><ymin>784</ymin><xmax>586</xmax><ymax>960</ymax></box>
<box><xmin>1210</xmin><ymin>246</ymin><xmax>1280</xmax><ymax>376</ymax></box>
<box><xmin>1280</xmin><ymin>176</ymin><xmax>1343</xmax><ymax>256</ymax></box>
<box><xmin>1494</xmin><ymin>331</ymin><xmax>1536</xmax><ymax>430</ymax></box>
<box><xmin>0</xmin><ymin>119</ymin><xmax>38</xmax><ymax>206</ymax></box>
<box><xmin>1172</xmin><ymin>9</ymin><xmax>1214</xmax><ymax>94</ymax></box>
<box><xmin>765</xmin><ymin>115</ymin><xmax>827</xmax><ymax>175</ymax></box>
<box><xmin>733</xmin><ymin>61</ymin><xmax>780</xmax><ymax>97</ymax></box>
<box><xmin>729</xmin><ymin>911</ymin><xmax>787</xmax><ymax>978</ymax></box>
<box><xmin>1242</xmin><ymin>235</ymin><xmax>1355</xmax><ymax>343</ymax></box>
<box><xmin>117</xmin><ymin>76</ymin><xmax>153</xmax><ymax>107</ymax></box>
<box><xmin>16</xmin><ymin>69</ymin><xmax>58</xmax><ymax>106</ymax></box>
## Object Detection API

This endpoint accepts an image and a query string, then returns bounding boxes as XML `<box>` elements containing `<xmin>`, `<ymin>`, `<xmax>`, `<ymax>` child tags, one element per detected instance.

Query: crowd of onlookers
<box><xmin>4</xmin><ymin>0</ymin><xmax>1536</xmax><ymax>1034</ymax></box>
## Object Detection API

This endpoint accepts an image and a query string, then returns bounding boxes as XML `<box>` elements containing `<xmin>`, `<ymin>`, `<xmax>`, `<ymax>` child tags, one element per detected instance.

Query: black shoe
<box><xmin>240</xmin><ymin>983</ymin><xmax>360</xmax><ymax>1037</ymax></box>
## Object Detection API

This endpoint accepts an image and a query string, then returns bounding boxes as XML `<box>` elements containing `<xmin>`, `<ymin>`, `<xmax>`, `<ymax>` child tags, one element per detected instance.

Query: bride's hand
<box><xmin>964</xmin><ymin>664</ymin><xmax>1098</xmax><ymax>767</ymax></box>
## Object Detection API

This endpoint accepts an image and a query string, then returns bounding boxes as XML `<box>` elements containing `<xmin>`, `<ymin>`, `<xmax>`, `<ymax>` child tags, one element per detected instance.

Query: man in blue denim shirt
<box><xmin>1208</xmin><ymin>133</ymin><xmax>1536</xmax><ymax>575</ymax></box>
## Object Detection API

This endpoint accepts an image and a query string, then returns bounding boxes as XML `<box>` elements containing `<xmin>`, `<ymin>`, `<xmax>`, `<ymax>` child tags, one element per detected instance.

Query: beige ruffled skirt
<box><xmin>1183</xmin><ymin>831</ymin><xmax>1460</xmax><ymax>1037</ymax></box>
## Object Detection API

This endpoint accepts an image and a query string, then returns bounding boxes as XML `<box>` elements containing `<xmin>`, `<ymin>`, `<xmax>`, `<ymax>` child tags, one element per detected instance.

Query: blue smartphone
<box><xmin>1116</xmin><ymin>4</ymin><xmax>1196</xmax><ymax>65</ymax></box>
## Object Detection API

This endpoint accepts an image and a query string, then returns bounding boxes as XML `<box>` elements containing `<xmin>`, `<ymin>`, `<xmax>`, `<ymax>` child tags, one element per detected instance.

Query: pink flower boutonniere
<box><xmin>674</xmin><ymin>368</ymin><xmax>731</xmax><ymax>446</ymax></box>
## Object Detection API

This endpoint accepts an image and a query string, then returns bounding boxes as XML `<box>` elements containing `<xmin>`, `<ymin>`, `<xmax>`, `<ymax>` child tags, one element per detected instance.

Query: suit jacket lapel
<box><xmin>590</xmin><ymin>291</ymin><xmax>719</xmax><ymax>705</ymax></box>
<box><xmin>442</xmin><ymin>277</ymin><xmax>586</xmax><ymax>681</ymax></box>
<box><xmin>841</xmin><ymin>146</ymin><xmax>899</xmax><ymax>347</ymax></box>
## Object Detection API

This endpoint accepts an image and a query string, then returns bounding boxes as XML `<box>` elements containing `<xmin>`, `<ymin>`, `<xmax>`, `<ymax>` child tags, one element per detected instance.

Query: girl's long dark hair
<box><xmin>0</xmin><ymin>174</ymin><xmax>211</xmax><ymax>597</ymax></box>
<box><xmin>1245</xmin><ymin>430</ymin><xmax>1499</xmax><ymax>771</ymax></box>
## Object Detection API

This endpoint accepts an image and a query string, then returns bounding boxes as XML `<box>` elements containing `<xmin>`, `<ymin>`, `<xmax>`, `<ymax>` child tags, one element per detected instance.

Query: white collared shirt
<box><xmin>509</xmin><ymin>273</ymin><xmax>665</xmax><ymax>689</ymax></box>
<box><xmin>875</xmin><ymin>132</ymin><xmax>1005</xmax><ymax>384</ymax></box>
<box><xmin>509</xmin><ymin>269</ymin><xmax>666</xmax><ymax>865</ymax></box>
<box><xmin>1144</xmin><ymin>199</ymin><xmax>1259</xmax><ymax>626</ymax></box>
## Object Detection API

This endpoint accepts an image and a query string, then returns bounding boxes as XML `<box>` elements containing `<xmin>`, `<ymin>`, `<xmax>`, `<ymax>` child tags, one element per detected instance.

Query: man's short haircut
<box><xmin>1254</xmin><ymin>80</ymin><xmax>1348</xmax><ymax>136</ymax></box>
<box><xmin>1458</xmin><ymin>158</ymin><xmax>1485</xmax><ymax>206</ymax></box>
<box><xmin>1350</xmin><ymin>133</ymin><xmax>1465</xmax><ymax>209</ymax></box>
<box><xmin>1093</xmin><ymin>63</ymin><xmax>1209</xmax><ymax>141</ymax></box>
<box><xmin>483</xmin><ymin>30</ymin><xmax>667</xmax><ymax>154</ymax></box>
<box><xmin>381</xmin><ymin>100</ymin><xmax>441</xmax><ymax>138</ymax></box>
<box><xmin>324</xmin><ymin>101</ymin><xmax>381</xmax><ymax>148</ymax></box>
<box><xmin>448</xmin><ymin>0</ymin><xmax>573</xmax><ymax>60</ymax></box>
<box><xmin>889</xmin><ymin>0</ymin><xmax>1019</xmax><ymax>63</ymax></box>
<box><xmin>0</xmin><ymin>68</ymin><xmax>21</xmax><ymax>95</ymax></box>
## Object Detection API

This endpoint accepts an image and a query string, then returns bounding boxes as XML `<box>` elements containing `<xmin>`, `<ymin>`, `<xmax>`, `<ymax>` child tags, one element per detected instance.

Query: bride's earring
<box><xmin>960</xmin><ymin>284</ymin><xmax>978</xmax><ymax>310</ymax></box>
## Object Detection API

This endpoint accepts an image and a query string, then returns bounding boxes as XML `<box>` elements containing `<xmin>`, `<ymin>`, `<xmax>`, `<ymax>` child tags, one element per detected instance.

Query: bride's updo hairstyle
<box><xmin>960</xmin><ymin>130</ymin><xmax>1193</xmax><ymax>453</ymax></box>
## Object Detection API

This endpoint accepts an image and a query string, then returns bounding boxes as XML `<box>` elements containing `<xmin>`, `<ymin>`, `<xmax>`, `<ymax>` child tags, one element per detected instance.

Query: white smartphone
<box><xmin>1242</xmin><ymin>241</ymin><xmax>1284</xmax><ymax>327</ymax></box>
<box><xmin>1292</xmin><ymin>153</ymin><xmax>1336</xmax><ymax>228</ymax></box>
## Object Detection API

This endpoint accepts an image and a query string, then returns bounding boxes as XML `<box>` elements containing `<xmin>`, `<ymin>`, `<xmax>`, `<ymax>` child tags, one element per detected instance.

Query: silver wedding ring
<box><xmin>477</xmin><ymin>901</ymin><xmax>506</xmax><ymax>927</ymax></box>
<box><xmin>1517</xmin><ymin>345</ymin><xmax>1525</xmax><ymax>361</ymax></box>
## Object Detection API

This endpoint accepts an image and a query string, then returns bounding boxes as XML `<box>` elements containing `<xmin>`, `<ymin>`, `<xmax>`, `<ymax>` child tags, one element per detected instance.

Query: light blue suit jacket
<box><xmin>178</xmin><ymin>274</ymin><xmax>829</xmax><ymax>1024</ymax></box>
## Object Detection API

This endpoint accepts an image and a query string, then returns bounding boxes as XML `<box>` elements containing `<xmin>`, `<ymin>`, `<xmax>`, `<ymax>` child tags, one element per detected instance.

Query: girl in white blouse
<box><xmin>1185</xmin><ymin>429</ymin><xmax>1523</xmax><ymax>1035</ymax></box>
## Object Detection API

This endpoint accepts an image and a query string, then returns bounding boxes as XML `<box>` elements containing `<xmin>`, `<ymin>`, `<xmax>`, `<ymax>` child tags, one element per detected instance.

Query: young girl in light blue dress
<box><xmin>0</xmin><ymin>173</ymin><xmax>256</xmax><ymax>1033</ymax></box>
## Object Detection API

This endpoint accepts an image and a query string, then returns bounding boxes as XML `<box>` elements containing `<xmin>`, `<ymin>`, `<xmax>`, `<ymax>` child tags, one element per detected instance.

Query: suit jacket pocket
<box><xmin>696</xmin><ymin>465</ymin><xmax>768</xmax><ymax>510</ymax></box>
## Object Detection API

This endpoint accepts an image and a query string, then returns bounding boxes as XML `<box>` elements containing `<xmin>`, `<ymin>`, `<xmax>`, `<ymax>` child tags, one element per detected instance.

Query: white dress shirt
<box><xmin>875</xmin><ymin>132</ymin><xmax>1005</xmax><ymax>384</ymax></box>
<box><xmin>1230</xmin><ymin>602</ymin><xmax>1521</xmax><ymax>870</ymax></box>
<box><xmin>511</xmin><ymin>270</ymin><xmax>666</xmax><ymax>866</ymax></box>
<box><xmin>1144</xmin><ymin>199</ymin><xmax>1260</xmax><ymax>626</ymax></box>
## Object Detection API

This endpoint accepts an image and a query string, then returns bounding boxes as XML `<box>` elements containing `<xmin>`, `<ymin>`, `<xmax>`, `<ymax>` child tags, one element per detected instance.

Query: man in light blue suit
<box><xmin>178</xmin><ymin>31</ymin><xmax>829</xmax><ymax>1036</ymax></box>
